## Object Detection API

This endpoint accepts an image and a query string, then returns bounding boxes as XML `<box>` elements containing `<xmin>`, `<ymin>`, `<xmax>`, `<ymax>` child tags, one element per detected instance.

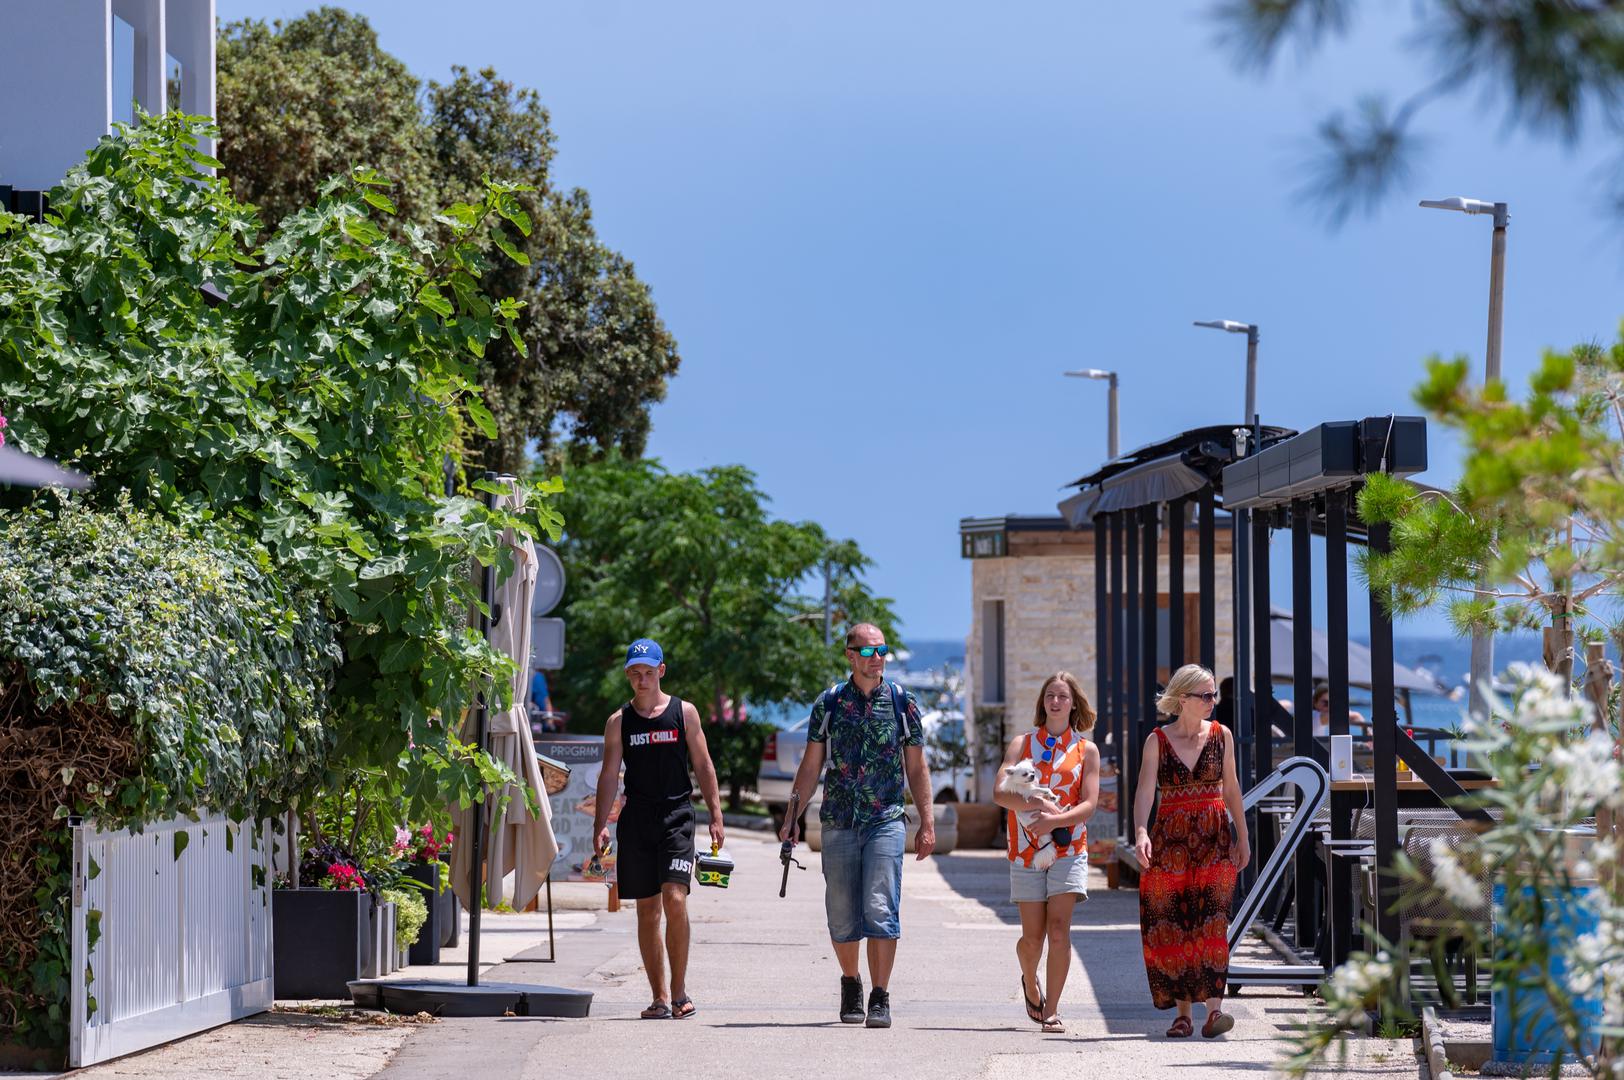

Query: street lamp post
<box><xmin>1420</xmin><ymin>197</ymin><xmax>1508</xmax><ymax>382</ymax></box>
<box><xmin>1194</xmin><ymin>318</ymin><xmax>1262</xmax><ymax>840</ymax></box>
<box><xmin>1064</xmin><ymin>368</ymin><xmax>1119</xmax><ymax>460</ymax></box>
<box><xmin>1421</xmin><ymin>195</ymin><xmax>1510</xmax><ymax>718</ymax></box>
<box><xmin>1194</xmin><ymin>319</ymin><xmax>1259</xmax><ymax>425</ymax></box>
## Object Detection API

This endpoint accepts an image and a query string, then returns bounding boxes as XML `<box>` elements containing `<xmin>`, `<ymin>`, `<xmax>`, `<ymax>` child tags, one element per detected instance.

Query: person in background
<box><xmin>1309</xmin><ymin>680</ymin><xmax>1367</xmax><ymax>740</ymax></box>
<box><xmin>1210</xmin><ymin>676</ymin><xmax>1236</xmax><ymax>734</ymax></box>
<box><xmin>530</xmin><ymin>665</ymin><xmax>554</xmax><ymax>716</ymax></box>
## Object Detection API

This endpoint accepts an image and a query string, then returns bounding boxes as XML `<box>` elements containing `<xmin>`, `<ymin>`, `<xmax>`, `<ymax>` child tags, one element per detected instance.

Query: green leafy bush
<box><xmin>0</xmin><ymin>110</ymin><xmax>560</xmax><ymax>815</ymax></box>
<box><xmin>381</xmin><ymin>887</ymin><xmax>429</xmax><ymax>948</ymax></box>
<box><xmin>0</xmin><ymin>498</ymin><xmax>340</xmax><ymax>1048</ymax></box>
<box><xmin>0</xmin><ymin>110</ymin><xmax>562</xmax><ymax>1052</ymax></box>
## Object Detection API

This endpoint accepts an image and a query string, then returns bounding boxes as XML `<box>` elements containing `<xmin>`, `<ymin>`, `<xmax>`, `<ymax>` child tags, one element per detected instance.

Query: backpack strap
<box><xmin>889</xmin><ymin>681</ymin><xmax>909</xmax><ymax>742</ymax></box>
<box><xmin>821</xmin><ymin>681</ymin><xmax>913</xmax><ymax>742</ymax></box>
<box><xmin>817</xmin><ymin>682</ymin><xmax>844</xmax><ymax>740</ymax></box>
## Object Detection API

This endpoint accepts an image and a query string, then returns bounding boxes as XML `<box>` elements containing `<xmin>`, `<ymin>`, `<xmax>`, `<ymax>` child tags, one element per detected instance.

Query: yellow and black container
<box><xmin>696</xmin><ymin>843</ymin><xmax>734</xmax><ymax>889</ymax></box>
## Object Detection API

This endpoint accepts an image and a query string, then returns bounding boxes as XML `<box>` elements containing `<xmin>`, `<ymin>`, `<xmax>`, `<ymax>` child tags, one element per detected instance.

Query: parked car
<box><xmin>757</xmin><ymin>715</ymin><xmax>808</xmax><ymax>833</ymax></box>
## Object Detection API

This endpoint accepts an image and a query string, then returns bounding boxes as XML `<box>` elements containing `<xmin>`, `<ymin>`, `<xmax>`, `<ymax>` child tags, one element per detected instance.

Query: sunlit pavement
<box><xmin>374</xmin><ymin>833</ymin><xmax>1420</xmax><ymax>1080</ymax></box>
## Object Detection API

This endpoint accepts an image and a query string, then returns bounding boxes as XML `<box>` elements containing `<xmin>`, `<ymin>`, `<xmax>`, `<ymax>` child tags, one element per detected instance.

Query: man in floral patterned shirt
<box><xmin>779</xmin><ymin>622</ymin><xmax>933</xmax><ymax>1029</ymax></box>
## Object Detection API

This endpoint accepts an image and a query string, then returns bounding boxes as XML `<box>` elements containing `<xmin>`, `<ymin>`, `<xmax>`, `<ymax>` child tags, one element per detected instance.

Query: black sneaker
<box><xmin>839</xmin><ymin>976</ymin><xmax>865</xmax><ymax>1024</ymax></box>
<box><xmin>865</xmin><ymin>987</ymin><xmax>891</xmax><ymax>1028</ymax></box>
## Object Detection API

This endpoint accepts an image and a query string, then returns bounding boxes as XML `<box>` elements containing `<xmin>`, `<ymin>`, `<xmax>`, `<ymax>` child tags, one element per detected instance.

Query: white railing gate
<box><xmin>69</xmin><ymin>814</ymin><xmax>273</xmax><ymax>1067</ymax></box>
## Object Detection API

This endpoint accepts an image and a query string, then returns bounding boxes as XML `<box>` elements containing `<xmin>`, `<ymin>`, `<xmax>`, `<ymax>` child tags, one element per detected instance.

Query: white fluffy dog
<box><xmin>998</xmin><ymin>759</ymin><xmax>1059</xmax><ymax>870</ymax></box>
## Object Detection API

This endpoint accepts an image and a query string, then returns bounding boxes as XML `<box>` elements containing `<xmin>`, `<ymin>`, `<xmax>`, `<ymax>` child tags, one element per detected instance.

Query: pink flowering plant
<box><xmin>408</xmin><ymin>823</ymin><xmax>454</xmax><ymax>863</ymax></box>
<box><xmin>320</xmin><ymin>864</ymin><xmax>366</xmax><ymax>892</ymax></box>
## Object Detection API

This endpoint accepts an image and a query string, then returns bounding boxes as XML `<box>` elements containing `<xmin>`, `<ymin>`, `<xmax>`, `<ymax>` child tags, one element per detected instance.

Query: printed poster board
<box><xmin>535</xmin><ymin>734</ymin><xmax>624</xmax><ymax>884</ymax></box>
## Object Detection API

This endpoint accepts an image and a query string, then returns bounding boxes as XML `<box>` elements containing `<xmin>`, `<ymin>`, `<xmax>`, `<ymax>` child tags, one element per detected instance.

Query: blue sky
<box><xmin>221</xmin><ymin>2</ymin><xmax>1624</xmax><ymax>643</ymax></box>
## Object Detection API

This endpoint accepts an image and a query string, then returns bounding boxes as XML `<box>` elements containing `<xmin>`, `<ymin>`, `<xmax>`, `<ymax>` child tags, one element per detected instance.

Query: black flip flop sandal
<box><xmin>1021</xmin><ymin>975</ymin><xmax>1044</xmax><ymax>1025</ymax></box>
<box><xmin>640</xmin><ymin>1001</ymin><xmax>672</xmax><ymax>1019</ymax></box>
<box><xmin>672</xmin><ymin>996</ymin><xmax>696</xmax><ymax>1019</ymax></box>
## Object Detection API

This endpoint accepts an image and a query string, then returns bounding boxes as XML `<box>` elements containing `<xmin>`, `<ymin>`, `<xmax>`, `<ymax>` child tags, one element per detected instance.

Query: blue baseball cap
<box><xmin>625</xmin><ymin>638</ymin><xmax>663</xmax><ymax>669</ymax></box>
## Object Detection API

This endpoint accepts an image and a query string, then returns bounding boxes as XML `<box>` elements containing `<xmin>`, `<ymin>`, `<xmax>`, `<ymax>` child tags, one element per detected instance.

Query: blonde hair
<box><xmin>1156</xmin><ymin>664</ymin><xmax>1218</xmax><ymax>716</ymax></box>
<box><xmin>1032</xmin><ymin>671</ymin><xmax>1096</xmax><ymax>733</ymax></box>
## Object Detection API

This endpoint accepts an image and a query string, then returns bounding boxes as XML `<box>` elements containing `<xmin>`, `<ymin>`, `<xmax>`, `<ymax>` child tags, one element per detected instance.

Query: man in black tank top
<box><xmin>592</xmin><ymin>638</ymin><xmax>725</xmax><ymax>1020</ymax></box>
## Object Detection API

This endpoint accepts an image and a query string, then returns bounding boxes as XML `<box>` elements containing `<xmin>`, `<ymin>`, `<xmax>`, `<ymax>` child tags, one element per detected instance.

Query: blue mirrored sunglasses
<box><xmin>847</xmin><ymin>644</ymin><xmax>890</xmax><ymax>658</ymax></box>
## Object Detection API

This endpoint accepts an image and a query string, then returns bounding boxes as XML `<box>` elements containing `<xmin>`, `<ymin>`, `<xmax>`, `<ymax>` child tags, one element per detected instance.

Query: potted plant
<box><xmin>381</xmin><ymin>886</ymin><xmax>429</xmax><ymax>970</ymax></box>
<box><xmin>397</xmin><ymin>824</ymin><xmax>454</xmax><ymax>965</ymax></box>
<box><xmin>273</xmin><ymin>847</ymin><xmax>370</xmax><ymax>999</ymax></box>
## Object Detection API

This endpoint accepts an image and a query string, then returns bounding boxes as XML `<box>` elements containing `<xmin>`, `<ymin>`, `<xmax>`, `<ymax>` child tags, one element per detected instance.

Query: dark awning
<box><xmin>1066</xmin><ymin>423</ymin><xmax>1296</xmax><ymax>490</ymax></box>
<box><xmin>1061</xmin><ymin>423</ymin><xmax>1298</xmax><ymax>523</ymax></box>
<box><xmin>1059</xmin><ymin>454</ymin><xmax>1213</xmax><ymax>526</ymax></box>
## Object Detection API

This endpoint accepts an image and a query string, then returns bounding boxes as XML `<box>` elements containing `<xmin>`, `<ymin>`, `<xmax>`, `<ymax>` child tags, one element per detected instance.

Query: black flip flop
<box><xmin>1021</xmin><ymin>975</ymin><xmax>1044</xmax><ymax>1025</ymax></box>
<box><xmin>640</xmin><ymin>1001</ymin><xmax>672</xmax><ymax>1019</ymax></box>
<box><xmin>672</xmin><ymin>996</ymin><xmax>696</xmax><ymax>1019</ymax></box>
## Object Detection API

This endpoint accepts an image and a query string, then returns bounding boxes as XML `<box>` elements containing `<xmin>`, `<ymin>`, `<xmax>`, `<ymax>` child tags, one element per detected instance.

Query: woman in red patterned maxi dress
<box><xmin>1133</xmin><ymin>664</ymin><xmax>1250</xmax><ymax>1039</ymax></box>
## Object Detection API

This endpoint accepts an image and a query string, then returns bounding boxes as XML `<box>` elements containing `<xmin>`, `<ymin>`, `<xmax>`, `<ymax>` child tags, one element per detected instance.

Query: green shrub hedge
<box><xmin>0</xmin><ymin>499</ymin><xmax>339</xmax><ymax>1050</ymax></box>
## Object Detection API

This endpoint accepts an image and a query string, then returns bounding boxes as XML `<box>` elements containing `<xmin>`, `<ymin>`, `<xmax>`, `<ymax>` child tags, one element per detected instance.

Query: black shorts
<box><xmin>616</xmin><ymin>801</ymin><xmax>696</xmax><ymax>900</ymax></box>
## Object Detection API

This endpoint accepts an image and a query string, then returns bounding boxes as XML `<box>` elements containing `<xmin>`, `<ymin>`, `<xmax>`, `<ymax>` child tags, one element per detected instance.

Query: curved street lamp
<box><xmin>1194</xmin><ymin>319</ymin><xmax>1259</xmax><ymax>426</ymax></box>
<box><xmin>1420</xmin><ymin>195</ymin><xmax>1510</xmax><ymax>721</ymax></box>
<box><xmin>1063</xmin><ymin>368</ymin><xmax>1119</xmax><ymax>459</ymax></box>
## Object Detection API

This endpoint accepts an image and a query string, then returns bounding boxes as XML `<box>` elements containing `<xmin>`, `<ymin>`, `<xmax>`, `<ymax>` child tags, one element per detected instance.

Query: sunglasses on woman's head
<box><xmin>1184</xmin><ymin>691</ymin><xmax>1218</xmax><ymax>703</ymax></box>
<box><xmin>848</xmin><ymin>644</ymin><xmax>890</xmax><ymax>658</ymax></box>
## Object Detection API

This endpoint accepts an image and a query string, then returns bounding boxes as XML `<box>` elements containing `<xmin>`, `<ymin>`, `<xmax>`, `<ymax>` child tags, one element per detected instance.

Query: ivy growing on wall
<box><xmin>0</xmin><ymin>499</ymin><xmax>340</xmax><ymax>1048</ymax></box>
<box><xmin>0</xmin><ymin>111</ymin><xmax>562</xmax><ymax>1051</ymax></box>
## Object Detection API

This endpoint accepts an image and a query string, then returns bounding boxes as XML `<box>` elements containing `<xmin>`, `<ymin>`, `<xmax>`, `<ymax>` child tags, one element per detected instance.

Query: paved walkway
<box><xmin>39</xmin><ymin>834</ymin><xmax>1422</xmax><ymax>1079</ymax></box>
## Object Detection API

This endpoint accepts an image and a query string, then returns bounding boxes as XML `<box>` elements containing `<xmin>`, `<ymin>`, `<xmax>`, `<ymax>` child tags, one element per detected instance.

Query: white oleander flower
<box><xmin>1546</xmin><ymin>732</ymin><xmax>1623</xmax><ymax>813</ymax></box>
<box><xmin>1567</xmin><ymin>927</ymin><xmax>1608</xmax><ymax>997</ymax></box>
<box><xmin>1506</xmin><ymin>662</ymin><xmax>1565</xmax><ymax>698</ymax></box>
<box><xmin>1319</xmin><ymin>952</ymin><xmax>1394</xmax><ymax>1028</ymax></box>
<box><xmin>1568</xmin><ymin>890</ymin><xmax>1624</xmax><ymax>1026</ymax></box>
<box><xmin>1430</xmin><ymin>838</ymin><xmax>1483</xmax><ymax>910</ymax></box>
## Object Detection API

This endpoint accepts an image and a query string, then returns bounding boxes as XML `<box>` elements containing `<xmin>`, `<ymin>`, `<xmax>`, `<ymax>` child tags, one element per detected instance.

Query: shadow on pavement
<box><xmin>929</xmin><ymin>851</ymin><xmax>1020</xmax><ymax>923</ymax></box>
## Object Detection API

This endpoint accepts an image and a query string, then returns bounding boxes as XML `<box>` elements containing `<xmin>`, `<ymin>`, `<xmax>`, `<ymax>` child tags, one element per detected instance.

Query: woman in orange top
<box><xmin>992</xmin><ymin>671</ymin><xmax>1100</xmax><ymax>1035</ymax></box>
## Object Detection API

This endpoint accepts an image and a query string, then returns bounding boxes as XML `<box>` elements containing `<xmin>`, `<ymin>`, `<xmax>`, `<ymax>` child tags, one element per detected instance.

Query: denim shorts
<box><xmin>1009</xmin><ymin>853</ymin><xmax>1090</xmax><ymax>903</ymax></box>
<box><xmin>821</xmin><ymin>817</ymin><xmax>906</xmax><ymax>942</ymax></box>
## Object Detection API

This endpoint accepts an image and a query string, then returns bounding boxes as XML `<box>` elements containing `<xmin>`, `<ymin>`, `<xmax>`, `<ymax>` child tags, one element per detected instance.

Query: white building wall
<box><xmin>0</xmin><ymin>0</ymin><xmax>215</xmax><ymax>191</ymax></box>
<box><xmin>0</xmin><ymin>3</ymin><xmax>112</xmax><ymax>190</ymax></box>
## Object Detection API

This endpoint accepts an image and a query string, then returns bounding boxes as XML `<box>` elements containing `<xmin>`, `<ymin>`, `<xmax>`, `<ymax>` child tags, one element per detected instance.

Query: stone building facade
<box><xmin>959</xmin><ymin>511</ymin><xmax>1235</xmax><ymax>798</ymax></box>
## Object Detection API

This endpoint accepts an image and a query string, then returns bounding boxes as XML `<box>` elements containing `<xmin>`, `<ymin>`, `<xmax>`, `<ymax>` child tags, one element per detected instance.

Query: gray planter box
<box><xmin>273</xmin><ymin>889</ymin><xmax>368</xmax><ymax>999</ymax></box>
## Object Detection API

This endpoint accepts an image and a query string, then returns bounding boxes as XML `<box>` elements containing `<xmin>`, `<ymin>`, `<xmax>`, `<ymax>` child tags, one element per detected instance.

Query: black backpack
<box><xmin>817</xmin><ymin>680</ymin><xmax>910</xmax><ymax>742</ymax></box>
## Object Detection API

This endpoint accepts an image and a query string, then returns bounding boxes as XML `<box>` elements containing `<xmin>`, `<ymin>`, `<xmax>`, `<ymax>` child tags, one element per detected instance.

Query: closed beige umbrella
<box><xmin>451</xmin><ymin>480</ymin><xmax>558</xmax><ymax>912</ymax></box>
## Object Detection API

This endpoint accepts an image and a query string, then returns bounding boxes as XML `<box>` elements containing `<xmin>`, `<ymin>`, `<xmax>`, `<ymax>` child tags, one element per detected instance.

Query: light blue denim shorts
<box><xmin>821</xmin><ymin>817</ymin><xmax>906</xmax><ymax>942</ymax></box>
<box><xmin>1009</xmin><ymin>853</ymin><xmax>1090</xmax><ymax>903</ymax></box>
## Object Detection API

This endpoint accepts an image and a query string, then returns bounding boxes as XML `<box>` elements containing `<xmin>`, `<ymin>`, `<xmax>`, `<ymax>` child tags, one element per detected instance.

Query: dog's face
<box><xmin>999</xmin><ymin>759</ymin><xmax>1042</xmax><ymax>795</ymax></box>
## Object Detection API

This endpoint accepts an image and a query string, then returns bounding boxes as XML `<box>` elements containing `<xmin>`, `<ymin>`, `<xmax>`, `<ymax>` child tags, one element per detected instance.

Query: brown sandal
<box><xmin>1166</xmin><ymin>1015</ymin><xmax>1193</xmax><ymax>1038</ymax></box>
<box><xmin>1041</xmin><ymin>1015</ymin><xmax>1066</xmax><ymax>1033</ymax></box>
<box><xmin>1202</xmin><ymin>1010</ymin><xmax>1234</xmax><ymax>1038</ymax></box>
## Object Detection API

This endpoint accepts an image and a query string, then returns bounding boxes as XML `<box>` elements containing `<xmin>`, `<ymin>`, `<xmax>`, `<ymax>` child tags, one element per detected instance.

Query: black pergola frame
<box><xmin>1223</xmin><ymin>416</ymin><xmax>1493</xmax><ymax>964</ymax></box>
<box><xmin>1077</xmin><ymin>415</ymin><xmax>1492</xmax><ymax>979</ymax></box>
<box><xmin>1068</xmin><ymin>426</ymin><xmax>1293</xmax><ymax>851</ymax></box>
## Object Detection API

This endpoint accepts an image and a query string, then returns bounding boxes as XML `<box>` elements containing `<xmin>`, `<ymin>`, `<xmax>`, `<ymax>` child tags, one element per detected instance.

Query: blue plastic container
<box><xmin>1491</xmin><ymin>881</ymin><xmax>1603</xmax><ymax>1067</ymax></box>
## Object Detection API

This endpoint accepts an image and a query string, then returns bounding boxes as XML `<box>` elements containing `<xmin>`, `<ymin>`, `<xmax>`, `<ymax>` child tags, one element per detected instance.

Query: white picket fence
<box><xmin>69</xmin><ymin>814</ymin><xmax>274</xmax><ymax>1067</ymax></box>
